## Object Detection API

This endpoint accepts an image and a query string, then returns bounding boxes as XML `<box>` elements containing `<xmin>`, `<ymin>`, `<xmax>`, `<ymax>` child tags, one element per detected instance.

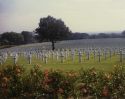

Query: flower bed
<box><xmin>0</xmin><ymin>65</ymin><xmax>125</xmax><ymax>99</ymax></box>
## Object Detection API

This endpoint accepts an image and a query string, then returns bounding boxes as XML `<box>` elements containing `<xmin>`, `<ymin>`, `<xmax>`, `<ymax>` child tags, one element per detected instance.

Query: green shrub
<box><xmin>0</xmin><ymin>65</ymin><xmax>125</xmax><ymax>99</ymax></box>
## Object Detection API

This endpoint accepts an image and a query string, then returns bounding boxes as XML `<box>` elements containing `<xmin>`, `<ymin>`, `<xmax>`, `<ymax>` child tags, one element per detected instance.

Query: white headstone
<box><xmin>71</xmin><ymin>50</ymin><xmax>75</xmax><ymax>62</ymax></box>
<box><xmin>44</xmin><ymin>54</ymin><xmax>48</xmax><ymax>64</ymax></box>
<box><xmin>78</xmin><ymin>51</ymin><xmax>82</xmax><ymax>63</ymax></box>
<box><xmin>60</xmin><ymin>51</ymin><xmax>64</xmax><ymax>63</ymax></box>
<box><xmin>13</xmin><ymin>54</ymin><xmax>18</xmax><ymax>65</ymax></box>
<box><xmin>27</xmin><ymin>53</ymin><xmax>32</xmax><ymax>64</ymax></box>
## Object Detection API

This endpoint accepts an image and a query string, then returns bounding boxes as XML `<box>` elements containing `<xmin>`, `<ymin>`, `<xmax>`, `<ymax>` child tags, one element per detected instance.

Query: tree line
<box><xmin>0</xmin><ymin>31</ymin><xmax>36</xmax><ymax>45</ymax></box>
<box><xmin>0</xmin><ymin>15</ymin><xmax>125</xmax><ymax>50</ymax></box>
<box><xmin>0</xmin><ymin>31</ymin><xmax>124</xmax><ymax>45</ymax></box>
<box><xmin>69</xmin><ymin>32</ymin><xmax>124</xmax><ymax>40</ymax></box>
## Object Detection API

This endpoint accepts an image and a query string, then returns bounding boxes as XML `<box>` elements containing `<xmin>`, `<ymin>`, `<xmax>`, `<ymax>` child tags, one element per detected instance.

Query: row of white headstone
<box><xmin>0</xmin><ymin>47</ymin><xmax>125</xmax><ymax>65</ymax></box>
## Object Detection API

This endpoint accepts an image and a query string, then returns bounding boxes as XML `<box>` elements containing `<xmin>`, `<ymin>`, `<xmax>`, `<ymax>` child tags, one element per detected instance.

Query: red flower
<box><xmin>44</xmin><ymin>69</ymin><xmax>49</xmax><ymax>77</ymax></box>
<box><xmin>102</xmin><ymin>86</ymin><xmax>109</xmax><ymax>97</ymax></box>
<box><xmin>58</xmin><ymin>88</ymin><xmax>64</xmax><ymax>94</ymax></box>
<box><xmin>2</xmin><ymin>77</ymin><xmax>9</xmax><ymax>83</ymax></box>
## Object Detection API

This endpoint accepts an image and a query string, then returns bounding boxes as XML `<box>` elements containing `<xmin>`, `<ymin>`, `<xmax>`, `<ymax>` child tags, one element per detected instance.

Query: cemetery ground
<box><xmin>1</xmin><ymin>40</ymin><xmax>125</xmax><ymax>98</ymax></box>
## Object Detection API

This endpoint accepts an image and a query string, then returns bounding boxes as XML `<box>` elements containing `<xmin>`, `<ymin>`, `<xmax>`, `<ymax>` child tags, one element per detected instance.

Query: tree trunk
<box><xmin>51</xmin><ymin>41</ymin><xmax>55</xmax><ymax>50</ymax></box>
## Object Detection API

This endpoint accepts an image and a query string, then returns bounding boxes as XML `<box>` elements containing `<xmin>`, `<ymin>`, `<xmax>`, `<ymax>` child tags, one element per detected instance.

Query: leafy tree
<box><xmin>121</xmin><ymin>30</ymin><xmax>125</xmax><ymax>38</ymax></box>
<box><xmin>89</xmin><ymin>34</ymin><xmax>97</xmax><ymax>39</ymax></box>
<box><xmin>21</xmin><ymin>31</ymin><xmax>35</xmax><ymax>44</ymax></box>
<box><xmin>69</xmin><ymin>33</ymin><xmax>89</xmax><ymax>39</ymax></box>
<box><xmin>1</xmin><ymin>32</ymin><xmax>24</xmax><ymax>45</ymax></box>
<box><xmin>97</xmin><ymin>33</ymin><xmax>109</xmax><ymax>38</ymax></box>
<box><xmin>35</xmin><ymin>16</ymin><xmax>71</xmax><ymax>50</ymax></box>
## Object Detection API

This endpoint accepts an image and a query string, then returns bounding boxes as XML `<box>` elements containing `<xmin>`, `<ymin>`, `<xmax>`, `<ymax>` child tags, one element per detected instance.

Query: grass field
<box><xmin>1</xmin><ymin>53</ymin><xmax>125</xmax><ymax>72</ymax></box>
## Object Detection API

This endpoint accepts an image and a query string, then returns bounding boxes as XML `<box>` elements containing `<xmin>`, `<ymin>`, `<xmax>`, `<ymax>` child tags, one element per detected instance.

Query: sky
<box><xmin>0</xmin><ymin>0</ymin><xmax>125</xmax><ymax>33</ymax></box>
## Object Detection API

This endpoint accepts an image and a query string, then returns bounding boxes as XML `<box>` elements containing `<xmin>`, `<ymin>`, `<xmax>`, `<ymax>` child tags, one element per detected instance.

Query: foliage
<box><xmin>0</xmin><ymin>65</ymin><xmax>125</xmax><ymax>98</ymax></box>
<box><xmin>21</xmin><ymin>65</ymin><xmax>43</xmax><ymax>98</ymax></box>
<box><xmin>0</xmin><ymin>65</ymin><xmax>24</xmax><ymax>98</ymax></box>
<box><xmin>0</xmin><ymin>32</ymin><xmax>24</xmax><ymax>45</ymax></box>
<box><xmin>78</xmin><ymin>66</ymin><xmax>125</xmax><ymax>99</ymax></box>
<box><xmin>35</xmin><ymin>15</ymin><xmax>71</xmax><ymax>50</ymax></box>
<box><xmin>21</xmin><ymin>31</ymin><xmax>35</xmax><ymax>44</ymax></box>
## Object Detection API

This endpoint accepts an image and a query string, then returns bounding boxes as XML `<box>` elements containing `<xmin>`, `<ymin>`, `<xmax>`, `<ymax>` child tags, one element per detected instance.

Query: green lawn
<box><xmin>1</xmin><ymin>53</ymin><xmax>125</xmax><ymax>72</ymax></box>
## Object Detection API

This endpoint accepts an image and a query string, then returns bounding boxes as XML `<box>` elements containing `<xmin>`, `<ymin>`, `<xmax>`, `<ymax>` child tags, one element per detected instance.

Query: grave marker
<box><xmin>71</xmin><ymin>50</ymin><xmax>75</xmax><ymax>62</ymax></box>
<box><xmin>97</xmin><ymin>51</ymin><xmax>101</xmax><ymax>62</ymax></box>
<box><xmin>60</xmin><ymin>51</ymin><xmax>64</xmax><ymax>63</ymax></box>
<box><xmin>44</xmin><ymin>54</ymin><xmax>48</xmax><ymax>64</ymax></box>
<box><xmin>78</xmin><ymin>51</ymin><xmax>82</xmax><ymax>63</ymax></box>
<box><xmin>28</xmin><ymin>53</ymin><xmax>32</xmax><ymax>64</ymax></box>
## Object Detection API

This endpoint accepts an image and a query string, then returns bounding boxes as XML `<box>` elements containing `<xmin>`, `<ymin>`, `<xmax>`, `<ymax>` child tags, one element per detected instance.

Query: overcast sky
<box><xmin>0</xmin><ymin>0</ymin><xmax>125</xmax><ymax>33</ymax></box>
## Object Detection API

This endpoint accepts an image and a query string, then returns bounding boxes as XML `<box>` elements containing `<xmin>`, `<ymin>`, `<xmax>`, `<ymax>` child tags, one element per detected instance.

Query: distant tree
<box><xmin>35</xmin><ymin>16</ymin><xmax>71</xmax><ymax>50</ymax></box>
<box><xmin>121</xmin><ymin>30</ymin><xmax>125</xmax><ymax>38</ymax></box>
<box><xmin>81</xmin><ymin>33</ymin><xmax>89</xmax><ymax>39</ymax></box>
<box><xmin>69</xmin><ymin>33</ymin><xmax>89</xmax><ymax>40</ymax></box>
<box><xmin>1</xmin><ymin>32</ymin><xmax>24</xmax><ymax>45</ymax></box>
<box><xmin>89</xmin><ymin>34</ymin><xmax>97</xmax><ymax>39</ymax></box>
<box><xmin>21</xmin><ymin>31</ymin><xmax>35</xmax><ymax>44</ymax></box>
<box><xmin>109</xmin><ymin>33</ymin><xmax>121</xmax><ymax>38</ymax></box>
<box><xmin>97</xmin><ymin>33</ymin><xmax>109</xmax><ymax>38</ymax></box>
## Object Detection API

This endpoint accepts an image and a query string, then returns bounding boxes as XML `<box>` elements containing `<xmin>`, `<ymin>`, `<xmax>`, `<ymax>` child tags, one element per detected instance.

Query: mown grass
<box><xmin>1</xmin><ymin>53</ymin><xmax>125</xmax><ymax>72</ymax></box>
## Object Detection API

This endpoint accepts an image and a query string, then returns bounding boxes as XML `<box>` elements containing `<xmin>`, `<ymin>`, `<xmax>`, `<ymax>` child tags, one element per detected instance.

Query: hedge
<box><xmin>0</xmin><ymin>65</ymin><xmax>125</xmax><ymax>99</ymax></box>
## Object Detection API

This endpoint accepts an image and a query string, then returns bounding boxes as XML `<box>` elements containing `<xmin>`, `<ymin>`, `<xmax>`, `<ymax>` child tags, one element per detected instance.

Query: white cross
<box><xmin>13</xmin><ymin>54</ymin><xmax>18</xmax><ymax>65</ymax></box>
<box><xmin>44</xmin><ymin>54</ymin><xmax>48</xmax><ymax>64</ymax></box>
<box><xmin>60</xmin><ymin>51</ymin><xmax>64</xmax><ymax>63</ymax></box>
<box><xmin>97</xmin><ymin>51</ymin><xmax>102</xmax><ymax>62</ymax></box>
<box><xmin>119</xmin><ymin>50</ymin><xmax>125</xmax><ymax>62</ymax></box>
<box><xmin>27</xmin><ymin>53</ymin><xmax>32</xmax><ymax>64</ymax></box>
<box><xmin>78</xmin><ymin>51</ymin><xmax>82</xmax><ymax>63</ymax></box>
<box><xmin>71</xmin><ymin>50</ymin><xmax>75</xmax><ymax>62</ymax></box>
